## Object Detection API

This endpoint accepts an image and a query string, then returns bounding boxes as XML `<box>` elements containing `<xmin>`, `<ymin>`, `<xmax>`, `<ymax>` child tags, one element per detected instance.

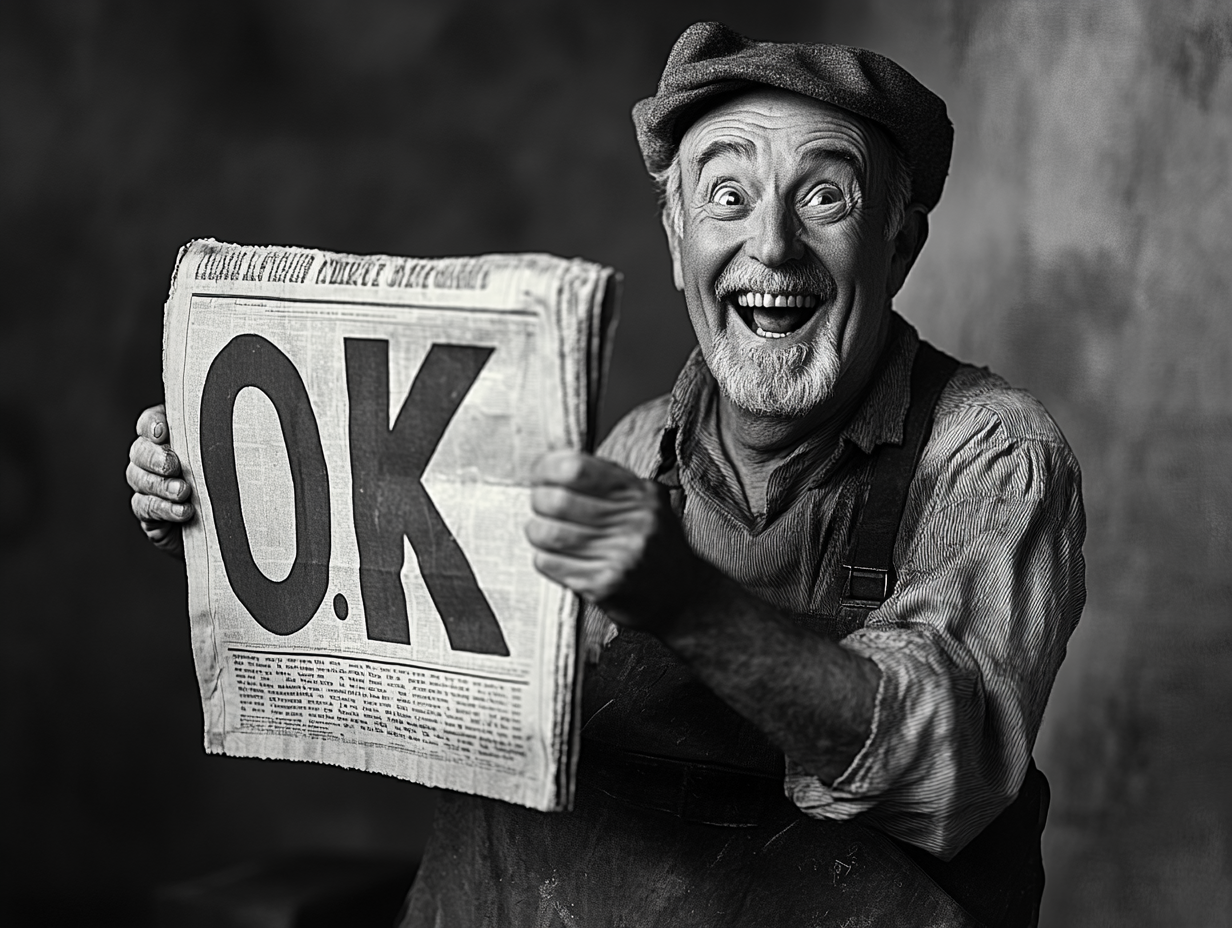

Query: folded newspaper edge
<box><xmin>163</xmin><ymin>239</ymin><xmax>620</xmax><ymax>812</ymax></box>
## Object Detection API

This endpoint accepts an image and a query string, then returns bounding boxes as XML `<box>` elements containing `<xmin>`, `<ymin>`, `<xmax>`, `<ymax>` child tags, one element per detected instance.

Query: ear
<box><xmin>661</xmin><ymin>210</ymin><xmax>685</xmax><ymax>292</ymax></box>
<box><xmin>886</xmin><ymin>204</ymin><xmax>929</xmax><ymax>300</ymax></box>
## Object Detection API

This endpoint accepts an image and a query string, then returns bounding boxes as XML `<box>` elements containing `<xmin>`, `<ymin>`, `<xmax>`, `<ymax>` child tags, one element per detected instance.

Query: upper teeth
<box><xmin>735</xmin><ymin>293</ymin><xmax>817</xmax><ymax>308</ymax></box>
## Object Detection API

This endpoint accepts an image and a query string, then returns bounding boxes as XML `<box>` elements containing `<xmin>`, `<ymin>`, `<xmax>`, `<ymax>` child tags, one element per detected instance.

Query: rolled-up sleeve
<box><xmin>786</xmin><ymin>402</ymin><xmax>1086</xmax><ymax>859</ymax></box>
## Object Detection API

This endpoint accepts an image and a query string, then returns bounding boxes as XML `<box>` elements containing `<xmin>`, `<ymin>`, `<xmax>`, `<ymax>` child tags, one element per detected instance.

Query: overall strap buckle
<box><xmin>840</xmin><ymin>564</ymin><xmax>891</xmax><ymax>607</ymax></box>
<box><xmin>838</xmin><ymin>342</ymin><xmax>959</xmax><ymax>619</ymax></box>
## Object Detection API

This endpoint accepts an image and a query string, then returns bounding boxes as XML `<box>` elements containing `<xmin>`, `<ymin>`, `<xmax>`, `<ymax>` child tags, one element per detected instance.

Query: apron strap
<box><xmin>837</xmin><ymin>342</ymin><xmax>960</xmax><ymax>627</ymax></box>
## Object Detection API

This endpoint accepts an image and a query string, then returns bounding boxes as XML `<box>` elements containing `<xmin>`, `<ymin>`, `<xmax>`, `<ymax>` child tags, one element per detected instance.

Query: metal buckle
<box><xmin>841</xmin><ymin>564</ymin><xmax>890</xmax><ymax>605</ymax></box>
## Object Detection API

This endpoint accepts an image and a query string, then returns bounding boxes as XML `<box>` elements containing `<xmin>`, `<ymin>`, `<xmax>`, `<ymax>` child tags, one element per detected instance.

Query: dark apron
<box><xmin>402</xmin><ymin>344</ymin><xmax>1047</xmax><ymax>928</ymax></box>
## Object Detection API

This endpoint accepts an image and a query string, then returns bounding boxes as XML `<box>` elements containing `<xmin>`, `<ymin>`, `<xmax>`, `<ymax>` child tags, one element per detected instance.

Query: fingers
<box><xmin>524</xmin><ymin>513</ymin><xmax>610</xmax><ymax>555</ymax></box>
<box><xmin>530</xmin><ymin>482</ymin><xmax>654</xmax><ymax>527</ymax></box>
<box><xmin>524</xmin><ymin>510</ymin><xmax>652</xmax><ymax>605</ymax></box>
<box><xmin>531</xmin><ymin>450</ymin><xmax>641</xmax><ymax>498</ymax></box>
<box><xmin>531</xmin><ymin>550</ymin><xmax>621</xmax><ymax>602</ymax></box>
<box><xmin>131</xmin><ymin>491</ymin><xmax>193</xmax><ymax>523</ymax></box>
<box><xmin>140</xmin><ymin>519</ymin><xmax>184</xmax><ymax>555</ymax></box>
<box><xmin>126</xmin><ymin>461</ymin><xmax>191</xmax><ymax>502</ymax></box>
<box><xmin>136</xmin><ymin>404</ymin><xmax>169</xmax><ymax>444</ymax></box>
<box><xmin>129</xmin><ymin>403</ymin><xmax>192</xmax><ymax>552</ymax></box>
<box><xmin>129</xmin><ymin>435</ymin><xmax>182</xmax><ymax>478</ymax></box>
<box><xmin>525</xmin><ymin>463</ymin><xmax>698</xmax><ymax>630</ymax></box>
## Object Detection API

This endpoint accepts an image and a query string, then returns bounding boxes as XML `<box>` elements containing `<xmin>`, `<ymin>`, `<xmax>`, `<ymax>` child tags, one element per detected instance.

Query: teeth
<box><xmin>755</xmin><ymin>326</ymin><xmax>788</xmax><ymax>339</ymax></box>
<box><xmin>733</xmin><ymin>292</ymin><xmax>817</xmax><ymax>309</ymax></box>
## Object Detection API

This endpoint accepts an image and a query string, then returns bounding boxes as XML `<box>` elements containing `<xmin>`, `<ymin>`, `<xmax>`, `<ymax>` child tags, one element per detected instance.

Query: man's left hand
<box><xmin>525</xmin><ymin>450</ymin><xmax>705</xmax><ymax>633</ymax></box>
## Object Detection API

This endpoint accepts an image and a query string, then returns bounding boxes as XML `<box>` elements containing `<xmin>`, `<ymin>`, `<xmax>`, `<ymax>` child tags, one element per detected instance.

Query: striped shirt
<box><xmin>585</xmin><ymin>314</ymin><xmax>1086</xmax><ymax>859</ymax></box>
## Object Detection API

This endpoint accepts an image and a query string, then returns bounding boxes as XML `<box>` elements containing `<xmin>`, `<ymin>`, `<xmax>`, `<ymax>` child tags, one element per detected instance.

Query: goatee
<box><xmin>705</xmin><ymin>259</ymin><xmax>841</xmax><ymax>418</ymax></box>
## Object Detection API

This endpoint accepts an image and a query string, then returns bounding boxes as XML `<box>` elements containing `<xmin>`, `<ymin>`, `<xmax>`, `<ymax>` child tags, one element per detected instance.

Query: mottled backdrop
<box><xmin>1</xmin><ymin>1</ymin><xmax>1228</xmax><ymax>926</ymax></box>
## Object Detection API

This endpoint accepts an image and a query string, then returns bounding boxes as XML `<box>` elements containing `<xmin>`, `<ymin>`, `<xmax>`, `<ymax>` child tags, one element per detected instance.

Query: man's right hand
<box><xmin>127</xmin><ymin>403</ymin><xmax>194</xmax><ymax>556</ymax></box>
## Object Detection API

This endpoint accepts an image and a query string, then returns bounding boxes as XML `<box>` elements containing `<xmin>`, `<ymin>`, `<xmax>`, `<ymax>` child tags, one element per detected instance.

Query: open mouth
<box><xmin>727</xmin><ymin>291</ymin><xmax>821</xmax><ymax>339</ymax></box>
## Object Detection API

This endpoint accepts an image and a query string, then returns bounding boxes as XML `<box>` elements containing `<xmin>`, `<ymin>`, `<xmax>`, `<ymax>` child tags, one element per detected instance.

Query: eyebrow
<box><xmin>691</xmin><ymin>138</ymin><xmax>868</xmax><ymax>185</ymax></box>
<box><xmin>693</xmin><ymin>138</ymin><xmax>757</xmax><ymax>171</ymax></box>
<box><xmin>797</xmin><ymin>143</ymin><xmax>867</xmax><ymax>182</ymax></box>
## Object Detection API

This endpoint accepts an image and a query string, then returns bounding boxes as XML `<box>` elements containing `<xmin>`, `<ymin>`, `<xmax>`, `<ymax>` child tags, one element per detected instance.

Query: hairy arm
<box><xmin>526</xmin><ymin>449</ymin><xmax>879</xmax><ymax>782</ymax></box>
<box><xmin>661</xmin><ymin>570</ymin><xmax>880</xmax><ymax>781</ymax></box>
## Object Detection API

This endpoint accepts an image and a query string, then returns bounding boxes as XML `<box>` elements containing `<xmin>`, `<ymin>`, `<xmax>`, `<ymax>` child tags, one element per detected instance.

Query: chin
<box><xmin>704</xmin><ymin>326</ymin><xmax>842</xmax><ymax>419</ymax></box>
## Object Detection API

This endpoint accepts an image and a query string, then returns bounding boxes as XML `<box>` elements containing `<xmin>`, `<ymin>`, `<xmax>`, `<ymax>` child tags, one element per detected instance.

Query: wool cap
<box><xmin>633</xmin><ymin>22</ymin><xmax>954</xmax><ymax>211</ymax></box>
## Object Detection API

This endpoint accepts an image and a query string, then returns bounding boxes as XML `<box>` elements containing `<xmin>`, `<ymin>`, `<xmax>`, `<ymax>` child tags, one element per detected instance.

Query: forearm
<box><xmin>653</xmin><ymin>564</ymin><xmax>881</xmax><ymax>783</ymax></box>
<box><xmin>782</xmin><ymin>446</ymin><xmax>1087</xmax><ymax>855</ymax></box>
<box><xmin>525</xmin><ymin>449</ymin><xmax>880</xmax><ymax>782</ymax></box>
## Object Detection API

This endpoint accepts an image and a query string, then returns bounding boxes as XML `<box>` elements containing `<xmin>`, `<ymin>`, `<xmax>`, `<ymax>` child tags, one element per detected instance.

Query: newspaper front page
<box><xmin>163</xmin><ymin>239</ymin><xmax>618</xmax><ymax>811</ymax></box>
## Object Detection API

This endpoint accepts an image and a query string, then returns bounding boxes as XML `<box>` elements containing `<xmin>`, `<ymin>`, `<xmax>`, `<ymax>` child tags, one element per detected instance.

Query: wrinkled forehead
<box><xmin>677</xmin><ymin>87</ymin><xmax>892</xmax><ymax>183</ymax></box>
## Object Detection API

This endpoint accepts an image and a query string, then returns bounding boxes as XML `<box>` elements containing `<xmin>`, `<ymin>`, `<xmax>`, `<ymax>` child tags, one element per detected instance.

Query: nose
<box><xmin>745</xmin><ymin>197</ymin><xmax>804</xmax><ymax>267</ymax></box>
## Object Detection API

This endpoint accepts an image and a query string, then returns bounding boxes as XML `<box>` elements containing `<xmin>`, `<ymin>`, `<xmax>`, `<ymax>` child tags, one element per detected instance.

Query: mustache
<box><xmin>714</xmin><ymin>259</ymin><xmax>836</xmax><ymax>302</ymax></box>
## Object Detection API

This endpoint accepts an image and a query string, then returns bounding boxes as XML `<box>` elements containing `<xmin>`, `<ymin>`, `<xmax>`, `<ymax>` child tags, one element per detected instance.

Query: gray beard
<box><xmin>706</xmin><ymin>257</ymin><xmax>842</xmax><ymax>417</ymax></box>
<box><xmin>704</xmin><ymin>323</ymin><xmax>842</xmax><ymax>418</ymax></box>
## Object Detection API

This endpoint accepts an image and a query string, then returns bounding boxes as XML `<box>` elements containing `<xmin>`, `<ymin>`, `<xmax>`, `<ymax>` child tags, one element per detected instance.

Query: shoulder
<box><xmin>896</xmin><ymin>354</ymin><xmax>1086</xmax><ymax>572</ymax></box>
<box><xmin>936</xmin><ymin>362</ymin><xmax>1071</xmax><ymax>447</ymax></box>
<box><xmin>595</xmin><ymin>394</ymin><xmax>672</xmax><ymax>477</ymax></box>
<box><xmin>922</xmin><ymin>357</ymin><xmax>1082</xmax><ymax>504</ymax></box>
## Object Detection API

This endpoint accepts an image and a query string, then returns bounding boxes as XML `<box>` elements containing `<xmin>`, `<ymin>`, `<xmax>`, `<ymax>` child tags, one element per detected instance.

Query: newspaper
<box><xmin>163</xmin><ymin>239</ymin><xmax>619</xmax><ymax>811</ymax></box>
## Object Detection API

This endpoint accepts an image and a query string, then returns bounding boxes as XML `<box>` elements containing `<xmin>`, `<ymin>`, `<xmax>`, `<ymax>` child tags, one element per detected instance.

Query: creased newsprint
<box><xmin>163</xmin><ymin>239</ymin><xmax>619</xmax><ymax>811</ymax></box>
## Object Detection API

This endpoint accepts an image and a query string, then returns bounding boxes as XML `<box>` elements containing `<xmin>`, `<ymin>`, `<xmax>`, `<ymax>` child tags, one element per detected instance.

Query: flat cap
<box><xmin>633</xmin><ymin>22</ymin><xmax>954</xmax><ymax>211</ymax></box>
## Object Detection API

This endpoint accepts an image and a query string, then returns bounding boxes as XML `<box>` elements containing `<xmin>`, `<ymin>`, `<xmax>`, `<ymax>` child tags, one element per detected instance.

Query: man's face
<box><xmin>665</xmin><ymin>88</ymin><xmax>906</xmax><ymax>419</ymax></box>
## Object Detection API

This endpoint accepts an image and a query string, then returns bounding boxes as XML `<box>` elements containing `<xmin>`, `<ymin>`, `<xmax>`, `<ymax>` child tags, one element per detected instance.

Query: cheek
<box><xmin>835</xmin><ymin>236</ymin><xmax>893</xmax><ymax>364</ymax></box>
<box><xmin>680</xmin><ymin>218</ymin><xmax>739</xmax><ymax>279</ymax></box>
<box><xmin>677</xmin><ymin>242</ymin><xmax>725</xmax><ymax>313</ymax></box>
<box><xmin>682</xmin><ymin>281</ymin><xmax>721</xmax><ymax>341</ymax></box>
<box><xmin>821</xmin><ymin>221</ymin><xmax>870</xmax><ymax>270</ymax></box>
<box><xmin>817</xmin><ymin>224</ymin><xmax>887</xmax><ymax>301</ymax></box>
<box><xmin>855</xmin><ymin>231</ymin><xmax>890</xmax><ymax>281</ymax></box>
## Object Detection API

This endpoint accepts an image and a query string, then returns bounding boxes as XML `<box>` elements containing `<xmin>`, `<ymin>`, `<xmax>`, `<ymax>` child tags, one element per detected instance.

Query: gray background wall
<box><xmin>1</xmin><ymin>1</ymin><xmax>1228</xmax><ymax>925</ymax></box>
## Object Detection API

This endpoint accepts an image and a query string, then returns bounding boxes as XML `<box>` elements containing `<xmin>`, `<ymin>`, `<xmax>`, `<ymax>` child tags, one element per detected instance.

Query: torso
<box><xmin>400</xmin><ymin>328</ymin><xmax>1055</xmax><ymax>928</ymax></box>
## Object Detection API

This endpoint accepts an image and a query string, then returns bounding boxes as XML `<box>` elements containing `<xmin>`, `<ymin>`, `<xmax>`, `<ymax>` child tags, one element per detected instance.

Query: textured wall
<box><xmin>862</xmin><ymin>3</ymin><xmax>1232</xmax><ymax>924</ymax></box>
<box><xmin>1</xmin><ymin>2</ymin><xmax>1228</xmax><ymax>925</ymax></box>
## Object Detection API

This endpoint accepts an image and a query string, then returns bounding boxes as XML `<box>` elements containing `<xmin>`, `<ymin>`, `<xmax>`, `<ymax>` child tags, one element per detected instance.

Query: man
<box><xmin>128</xmin><ymin>23</ymin><xmax>1084</xmax><ymax>927</ymax></box>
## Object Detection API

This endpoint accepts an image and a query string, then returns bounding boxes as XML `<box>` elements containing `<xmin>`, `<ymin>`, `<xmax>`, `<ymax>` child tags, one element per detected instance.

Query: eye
<box><xmin>805</xmin><ymin>184</ymin><xmax>846</xmax><ymax>208</ymax></box>
<box><xmin>710</xmin><ymin>185</ymin><xmax>745</xmax><ymax>208</ymax></box>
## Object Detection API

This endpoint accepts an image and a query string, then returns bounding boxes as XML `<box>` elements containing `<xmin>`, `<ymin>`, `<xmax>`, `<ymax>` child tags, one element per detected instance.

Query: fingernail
<box><xmin>168</xmin><ymin>480</ymin><xmax>183</xmax><ymax>498</ymax></box>
<box><xmin>173</xmin><ymin>503</ymin><xmax>188</xmax><ymax>518</ymax></box>
<box><xmin>152</xmin><ymin>421</ymin><xmax>164</xmax><ymax>439</ymax></box>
